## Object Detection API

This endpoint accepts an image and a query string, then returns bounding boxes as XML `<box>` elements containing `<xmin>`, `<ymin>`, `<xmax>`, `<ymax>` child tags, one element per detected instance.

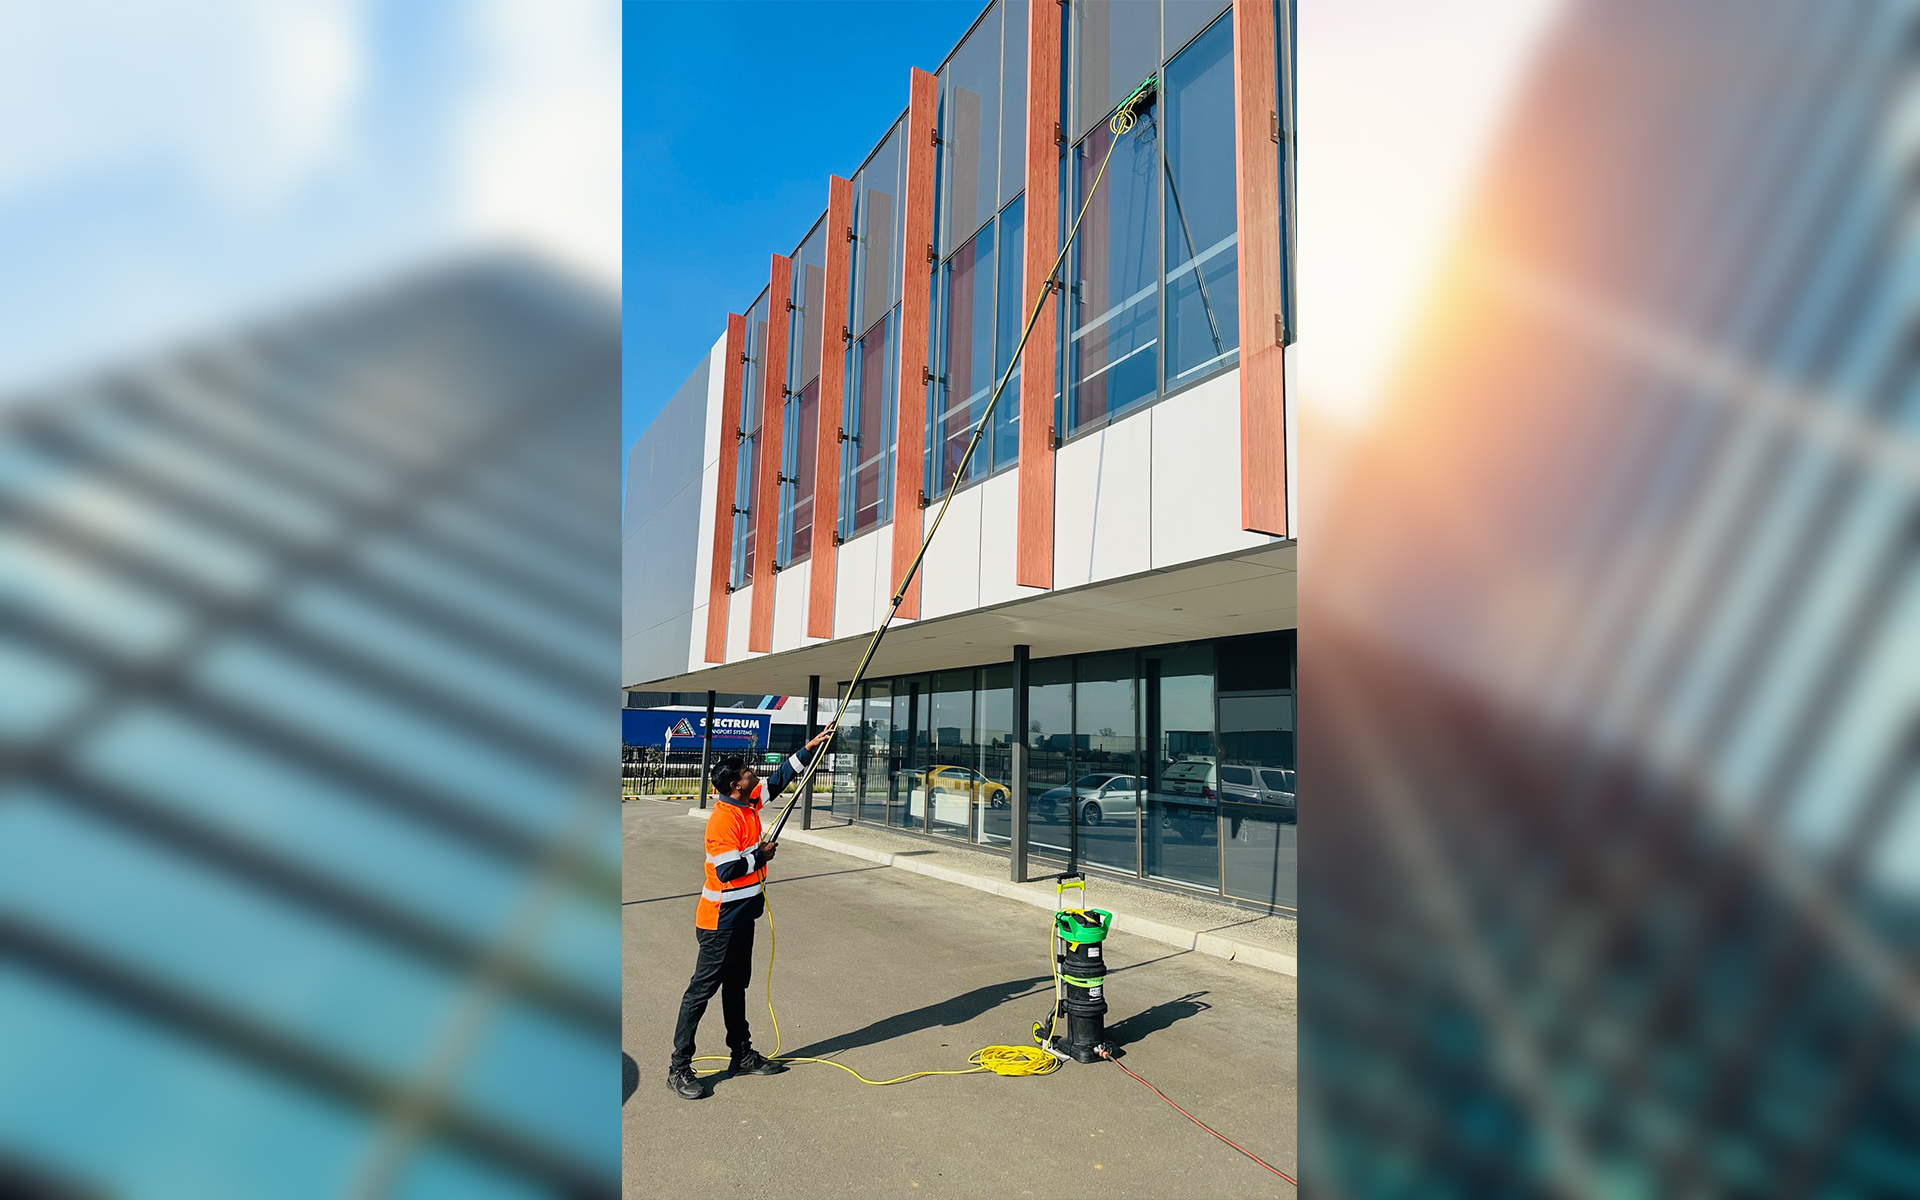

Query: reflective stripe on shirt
<box><xmin>701</xmin><ymin>883</ymin><xmax>763</xmax><ymax>904</ymax></box>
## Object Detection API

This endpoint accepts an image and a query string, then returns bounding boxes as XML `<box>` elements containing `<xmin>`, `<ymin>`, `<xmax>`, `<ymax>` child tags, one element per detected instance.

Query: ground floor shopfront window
<box><xmin>829</xmin><ymin>631</ymin><xmax>1296</xmax><ymax>911</ymax></box>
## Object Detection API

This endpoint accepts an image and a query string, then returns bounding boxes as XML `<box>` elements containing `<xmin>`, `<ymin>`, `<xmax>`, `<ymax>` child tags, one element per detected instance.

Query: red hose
<box><xmin>1099</xmin><ymin>1049</ymin><xmax>1297</xmax><ymax>1186</ymax></box>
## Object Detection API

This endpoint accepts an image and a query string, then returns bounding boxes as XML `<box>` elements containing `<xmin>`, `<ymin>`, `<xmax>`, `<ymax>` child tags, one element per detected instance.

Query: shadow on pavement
<box><xmin>1107</xmin><ymin>991</ymin><xmax>1213</xmax><ymax>1047</ymax></box>
<box><xmin>781</xmin><ymin>974</ymin><xmax>1054</xmax><ymax>1059</ymax></box>
<box><xmin>622</xmin><ymin>1053</ymin><xmax>639</xmax><ymax>1104</ymax></box>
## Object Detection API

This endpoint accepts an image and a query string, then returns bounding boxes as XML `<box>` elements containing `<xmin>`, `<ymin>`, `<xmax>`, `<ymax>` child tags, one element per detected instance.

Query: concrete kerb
<box><xmin>684</xmin><ymin>808</ymin><xmax>1298</xmax><ymax>977</ymax></box>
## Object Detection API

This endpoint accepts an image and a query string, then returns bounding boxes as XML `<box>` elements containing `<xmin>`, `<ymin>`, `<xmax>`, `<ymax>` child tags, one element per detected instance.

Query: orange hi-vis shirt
<box><xmin>696</xmin><ymin>745</ymin><xmax>819</xmax><ymax>930</ymax></box>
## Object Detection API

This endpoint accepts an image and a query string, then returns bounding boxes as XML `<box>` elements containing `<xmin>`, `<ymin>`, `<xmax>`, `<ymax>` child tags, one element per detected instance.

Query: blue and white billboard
<box><xmin>622</xmin><ymin>708</ymin><xmax>770</xmax><ymax>749</ymax></box>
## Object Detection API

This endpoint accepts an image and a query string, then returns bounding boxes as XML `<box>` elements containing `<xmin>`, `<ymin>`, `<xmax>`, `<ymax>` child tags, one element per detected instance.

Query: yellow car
<box><xmin>905</xmin><ymin>765</ymin><xmax>1012</xmax><ymax>809</ymax></box>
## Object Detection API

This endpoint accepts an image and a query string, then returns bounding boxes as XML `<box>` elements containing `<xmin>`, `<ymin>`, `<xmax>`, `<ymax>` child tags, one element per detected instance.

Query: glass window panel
<box><xmin>1067</xmin><ymin>105</ymin><xmax>1159</xmax><ymax>435</ymax></box>
<box><xmin>931</xmin><ymin>220</ymin><xmax>996</xmax><ymax>494</ymax></box>
<box><xmin>731</xmin><ymin>293</ymin><xmax>769</xmax><ymax>587</ymax></box>
<box><xmin>1073</xmin><ymin>0</ymin><xmax>1160</xmax><ymax>139</ymax></box>
<box><xmin>1219</xmin><ymin>633</ymin><xmax>1295</xmax><ymax>908</ymax></box>
<box><xmin>1143</xmin><ymin>643</ymin><xmax>1219</xmax><ymax>890</ymax></box>
<box><xmin>1165</xmin><ymin>0</ymin><xmax>1230</xmax><ymax>56</ymax></box>
<box><xmin>941</xmin><ymin>3</ymin><xmax>1001</xmax><ymax>252</ymax></box>
<box><xmin>992</xmin><ymin>195</ymin><xmax>1026</xmax><ymax>471</ymax></box>
<box><xmin>858</xmin><ymin>681</ymin><xmax>892</xmax><ymax>823</ymax></box>
<box><xmin>890</xmin><ymin>678</ymin><xmax>926</xmax><ymax>829</ymax></box>
<box><xmin>1217</xmin><ymin>630</ymin><xmax>1293</xmax><ymax>696</ymax></box>
<box><xmin>855</xmin><ymin>121</ymin><xmax>905</xmax><ymax>334</ymax></box>
<box><xmin>827</xmin><ymin>685</ymin><xmax>858</xmax><ymax>821</ymax></box>
<box><xmin>1024</xmin><ymin>657</ymin><xmax>1074</xmax><ymax>865</ymax></box>
<box><xmin>922</xmin><ymin>669</ymin><xmax>977</xmax><ymax>839</ymax></box>
<box><xmin>781</xmin><ymin>377</ymin><xmax>819</xmax><ymax>563</ymax></box>
<box><xmin>1163</xmin><ymin>12</ymin><xmax>1240</xmax><ymax>386</ymax></box>
<box><xmin>1074</xmin><ymin>652</ymin><xmax>1139</xmax><ymax>875</ymax></box>
<box><xmin>1000</xmin><ymin>0</ymin><xmax>1029</xmax><ymax>209</ymax></box>
<box><xmin>843</xmin><ymin>309</ymin><xmax>896</xmax><ymax>537</ymax></box>
<box><xmin>975</xmin><ymin>663</ymin><xmax>1015</xmax><ymax>846</ymax></box>
<box><xmin>792</xmin><ymin>221</ymin><xmax>828</xmax><ymax>389</ymax></box>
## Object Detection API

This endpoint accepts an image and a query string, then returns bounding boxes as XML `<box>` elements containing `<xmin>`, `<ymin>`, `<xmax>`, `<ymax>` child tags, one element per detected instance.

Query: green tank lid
<box><xmin>1054</xmin><ymin>908</ymin><xmax>1113</xmax><ymax>944</ymax></box>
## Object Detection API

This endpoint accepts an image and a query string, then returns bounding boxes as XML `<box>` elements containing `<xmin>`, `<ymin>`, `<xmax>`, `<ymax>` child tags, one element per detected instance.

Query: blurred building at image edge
<box><xmin>0</xmin><ymin>257</ymin><xmax>621</xmax><ymax>1199</ymax></box>
<box><xmin>625</xmin><ymin>0</ymin><xmax>1298</xmax><ymax>911</ymax></box>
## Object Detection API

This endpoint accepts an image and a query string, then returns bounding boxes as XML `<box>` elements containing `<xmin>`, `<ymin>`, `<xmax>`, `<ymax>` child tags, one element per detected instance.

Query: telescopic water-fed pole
<box><xmin>712</xmin><ymin>74</ymin><xmax>1298</xmax><ymax>1184</ymax></box>
<box><xmin>759</xmin><ymin>76</ymin><xmax>1158</xmax><ymax>851</ymax></box>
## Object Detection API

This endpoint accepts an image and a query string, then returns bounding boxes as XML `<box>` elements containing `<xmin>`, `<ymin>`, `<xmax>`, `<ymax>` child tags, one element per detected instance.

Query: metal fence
<box><xmin>620</xmin><ymin>745</ymin><xmax>838</xmax><ymax>800</ymax></box>
<box><xmin>620</xmin><ymin>747</ymin><xmax>708</xmax><ymax>796</ymax></box>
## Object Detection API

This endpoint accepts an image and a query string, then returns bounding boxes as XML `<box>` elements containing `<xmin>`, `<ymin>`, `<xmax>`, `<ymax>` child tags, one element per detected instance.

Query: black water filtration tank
<box><xmin>1051</xmin><ymin>909</ymin><xmax>1114</xmax><ymax>1063</ymax></box>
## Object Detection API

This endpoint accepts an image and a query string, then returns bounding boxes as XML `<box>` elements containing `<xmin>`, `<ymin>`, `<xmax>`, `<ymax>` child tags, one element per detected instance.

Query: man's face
<box><xmin>733</xmin><ymin>765</ymin><xmax>760</xmax><ymax>798</ymax></box>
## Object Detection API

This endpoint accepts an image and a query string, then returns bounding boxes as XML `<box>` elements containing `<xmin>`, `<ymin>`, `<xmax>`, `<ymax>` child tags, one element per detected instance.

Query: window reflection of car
<box><xmin>1156</xmin><ymin>760</ymin><xmax>1217</xmax><ymax>834</ymax></box>
<box><xmin>1035</xmin><ymin>773</ymin><xmax>1142</xmax><ymax>826</ymax></box>
<box><xmin>1156</xmin><ymin>761</ymin><xmax>1296</xmax><ymax>834</ymax></box>
<box><xmin>1256</xmin><ymin>767</ymin><xmax>1296</xmax><ymax>816</ymax></box>
<box><xmin>900</xmin><ymin>765</ymin><xmax>1011</xmax><ymax>809</ymax></box>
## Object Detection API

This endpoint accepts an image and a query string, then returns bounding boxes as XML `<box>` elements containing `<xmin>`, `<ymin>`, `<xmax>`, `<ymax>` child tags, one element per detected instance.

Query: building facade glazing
<box><xmin>655</xmin><ymin>0</ymin><xmax>1298</xmax><ymax>917</ymax></box>
<box><xmin>717</xmin><ymin>0</ymin><xmax>1293</xmax><ymax>582</ymax></box>
<box><xmin>824</xmin><ymin>631</ymin><xmax>1296</xmax><ymax>911</ymax></box>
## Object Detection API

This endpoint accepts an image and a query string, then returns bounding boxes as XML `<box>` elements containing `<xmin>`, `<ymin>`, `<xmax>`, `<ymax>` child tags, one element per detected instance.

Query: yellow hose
<box><xmin>690</xmin><ymin>891</ymin><xmax>1061</xmax><ymax>1082</ymax></box>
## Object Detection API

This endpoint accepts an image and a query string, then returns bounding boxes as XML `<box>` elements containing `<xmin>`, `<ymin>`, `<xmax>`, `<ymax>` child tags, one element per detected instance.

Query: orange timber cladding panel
<box><xmin>1015</xmin><ymin>0</ymin><xmax>1061</xmax><ymax>590</ymax></box>
<box><xmin>748</xmin><ymin>253</ymin><xmax>793</xmax><ymax>652</ymax></box>
<box><xmin>1233</xmin><ymin>0</ymin><xmax>1287</xmax><ymax>537</ymax></box>
<box><xmin>807</xmin><ymin>175</ymin><xmax>854</xmax><ymax>639</ymax></box>
<box><xmin>703</xmin><ymin>313</ymin><xmax>747</xmax><ymax>663</ymax></box>
<box><xmin>888</xmin><ymin>67</ymin><xmax>939</xmax><ymax>620</ymax></box>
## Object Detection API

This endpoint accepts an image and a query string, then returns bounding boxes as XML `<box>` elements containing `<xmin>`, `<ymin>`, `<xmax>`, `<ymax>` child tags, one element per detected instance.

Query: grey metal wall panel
<box><xmin>622</xmin><ymin>351</ymin><xmax>713</xmax><ymax>684</ymax></box>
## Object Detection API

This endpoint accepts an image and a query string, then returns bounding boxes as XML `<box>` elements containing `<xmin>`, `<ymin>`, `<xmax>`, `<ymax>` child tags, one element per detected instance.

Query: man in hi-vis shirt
<box><xmin>667</xmin><ymin>729</ymin><xmax>831</xmax><ymax>1100</ymax></box>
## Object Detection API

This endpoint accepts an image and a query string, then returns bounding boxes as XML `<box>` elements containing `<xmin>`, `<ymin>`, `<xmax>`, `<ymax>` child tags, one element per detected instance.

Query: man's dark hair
<box><xmin>710</xmin><ymin>754</ymin><xmax>748</xmax><ymax>797</ymax></box>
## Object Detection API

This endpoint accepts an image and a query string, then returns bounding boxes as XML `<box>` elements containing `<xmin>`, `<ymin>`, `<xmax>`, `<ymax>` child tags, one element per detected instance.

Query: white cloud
<box><xmin>457</xmin><ymin>0</ymin><xmax>621</xmax><ymax>288</ymax></box>
<box><xmin>0</xmin><ymin>0</ymin><xmax>364</xmax><ymax>207</ymax></box>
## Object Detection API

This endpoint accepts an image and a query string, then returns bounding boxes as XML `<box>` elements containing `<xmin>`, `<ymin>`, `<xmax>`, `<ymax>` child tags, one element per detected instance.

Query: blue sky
<box><xmin>622</xmin><ymin>0</ymin><xmax>983</xmax><ymax>455</ymax></box>
<box><xmin>0</xmin><ymin>0</ymin><xmax>618</xmax><ymax>403</ymax></box>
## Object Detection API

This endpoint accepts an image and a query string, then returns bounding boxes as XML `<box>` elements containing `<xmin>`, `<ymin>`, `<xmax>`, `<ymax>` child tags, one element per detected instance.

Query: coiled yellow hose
<box><xmin>691</xmin><ymin>891</ymin><xmax>1061</xmax><ymax>1082</ymax></box>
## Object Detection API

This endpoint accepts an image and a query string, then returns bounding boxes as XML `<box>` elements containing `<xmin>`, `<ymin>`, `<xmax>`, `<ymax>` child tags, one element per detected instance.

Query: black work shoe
<box><xmin>667</xmin><ymin>1067</ymin><xmax>704</xmax><ymax>1099</ymax></box>
<box><xmin>730</xmin><ymin>1048</ymin><xmax>784</xmax><ymax>1075</ymax></box>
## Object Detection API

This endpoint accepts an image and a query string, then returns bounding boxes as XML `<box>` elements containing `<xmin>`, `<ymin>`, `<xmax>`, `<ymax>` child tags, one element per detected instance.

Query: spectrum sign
<box><xmin>621</xmin><ymin>708</ymin><xmax>771</xmax><ymax>749</ymax></box>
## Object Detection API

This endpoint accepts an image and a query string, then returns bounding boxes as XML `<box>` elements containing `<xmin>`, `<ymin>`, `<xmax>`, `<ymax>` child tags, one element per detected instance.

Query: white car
<box><xmin>1034</xmin><ymin>773</ymin><xmax>1143</xmax><ymax>826</ymax></box>
<box><xmin>1157</xmin><ymin>761</ymin><xmax>1295</xmax><ymax>834</ymax></box>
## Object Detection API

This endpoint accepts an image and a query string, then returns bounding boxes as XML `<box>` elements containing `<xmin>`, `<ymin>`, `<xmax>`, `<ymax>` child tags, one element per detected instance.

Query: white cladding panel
<box><xmin>833</xmin><ymin>523</ymin><xmax>889</xmax><ymax>639</ymax></box>
<box><xmin>976</xmin><ymin>469</ymin><xmax>1041</xmax><ymax>608</ymax></box>
<box><xmin>1053</xmin><ymin>412</ymin><xmax>1154</xmax><ymax>589</ymax></box>
<box><xmin>875</xmin><ymin>521</ymin><xmax>909</xmax><ymax>627</ymax></box>
<box><xmin>623</xmin><ymin>334</ymin><xmax>722</xmax><ymax>687</ymax></box>
<box><xmin>918</xmin><ymin>484</ymin><xmax>983</xmax><ymax>618</ymax></box>
<box><xmin>771</xmin><ymin>558</ymin><xmax>812</xmax><ymax>652</ymax></box>
<box><xmin>691</xmin><ymin>332</ymin><xmax>726</xmax><ymax>616</ymax></box>
<box><xmin>1150</xmin><ymin>369</ymin><xmax>1272</xmax><ymax>568</ymax></box>
<box><xmin>1284</xmin><ymin>347</ymin><xmax>1297</xmax><ymax>539</ymax></box>
<box><xmin>726</xmin><ymin>581</ymin><xmax>756</xmax><ymax>661</ymax></box>
<box><xmin>686</xmin><ymin>603</ymin><xmax>708</xmax><ymax>674</ymax></box>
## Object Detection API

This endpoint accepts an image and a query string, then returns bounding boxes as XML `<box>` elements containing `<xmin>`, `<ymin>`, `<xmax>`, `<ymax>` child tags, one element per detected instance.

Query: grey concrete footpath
<box><xmin>627</xmin><ymin>803</ymin><xmax>1296</xmax><ymax>1200</ymax></box>
<box><xmin>686</xmin><ymin>808</ymin><xmax>1297</xmax><ymax>977</ymax></box>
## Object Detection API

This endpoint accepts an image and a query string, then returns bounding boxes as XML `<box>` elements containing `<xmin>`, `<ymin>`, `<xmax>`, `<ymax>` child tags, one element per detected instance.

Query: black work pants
<box><xmin>670</xmin><ymin>921</ymin><xmax>756</xmax><ymax>1071</ymax></box>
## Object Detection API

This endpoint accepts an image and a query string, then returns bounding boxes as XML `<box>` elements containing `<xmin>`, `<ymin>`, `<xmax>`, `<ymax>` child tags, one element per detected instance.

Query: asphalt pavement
<box><xmin>622</xmin><ymin>800</ymin><xmax>1296</xmax><ymax>1199</ymax></box>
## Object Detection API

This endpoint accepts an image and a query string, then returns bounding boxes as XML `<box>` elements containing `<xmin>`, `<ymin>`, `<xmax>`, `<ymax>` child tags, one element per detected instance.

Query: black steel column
<box><xmin>907</xmin><ymin>679</ymin><xmax>924</xmax><ymax>832</ymax></box>
<box><xmin>1144</xmin><ymin>655</ymin><xmax>1161</xmax><ymax>882</ymax></box>
<box><xmin>699</xmin><ymin>690</ymin><xmax>716</xmax><ymax>810</ymax></box>
<box><xmin>803</xmin><ymin>674</ymin><xmax>819</xmax><ymax>830</ymax></box>
<box><xmin>1010</xmin><ymin>645</ymin><xmax>1030</xmax><ymax>883</ymax></box>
